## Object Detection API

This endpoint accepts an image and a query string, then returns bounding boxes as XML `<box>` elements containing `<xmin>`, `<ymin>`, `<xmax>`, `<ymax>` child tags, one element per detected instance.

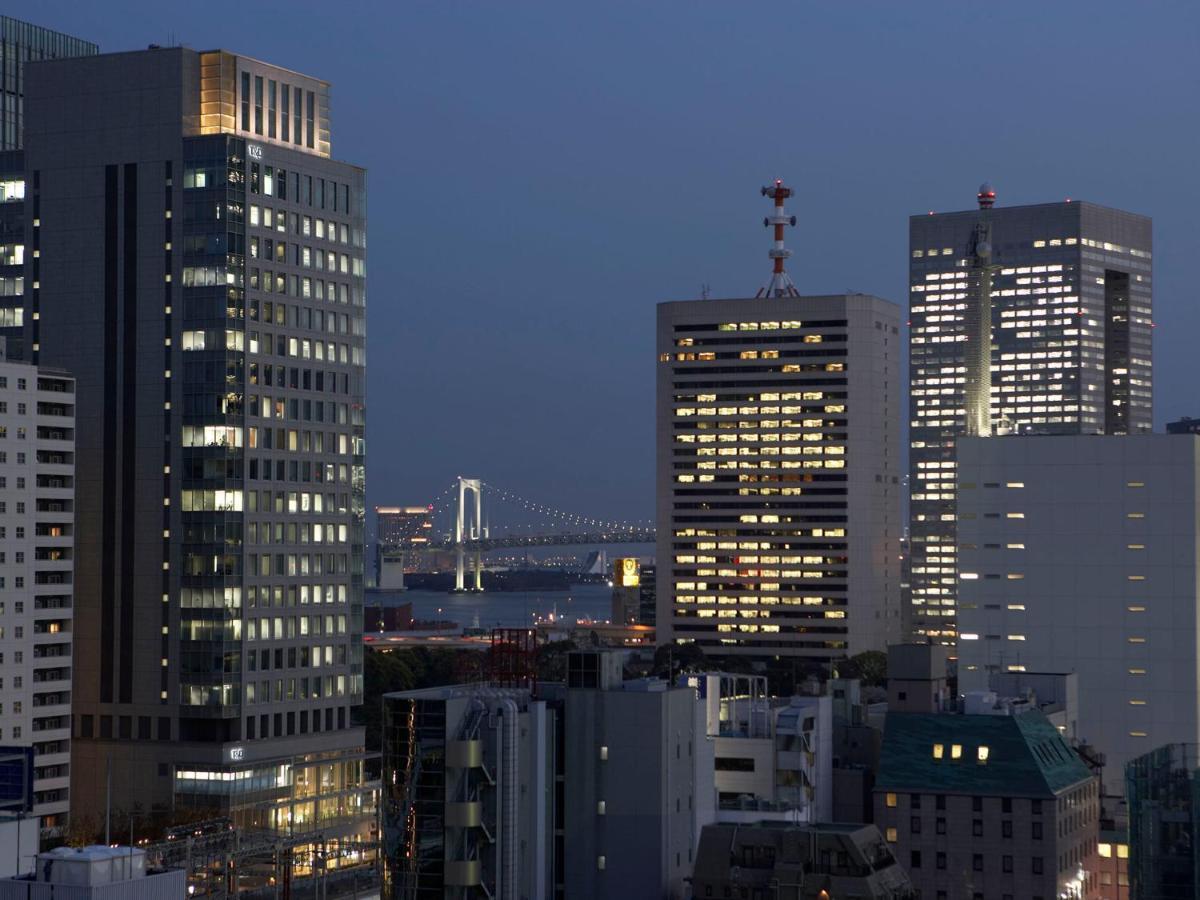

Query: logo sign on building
<box><xmin>247</xmin><ymin>144</ymin><xmax>263</xmax><ymax>160</ymax></box>
<box><xmin>614</xmin><ymin>558</ymin><xmax>640</xmax><ymax>588</ymax></box>
<box><xmin>228</xmin><ymin>746</ymin><xmax>245</xmax><ymax>762</ymax></box>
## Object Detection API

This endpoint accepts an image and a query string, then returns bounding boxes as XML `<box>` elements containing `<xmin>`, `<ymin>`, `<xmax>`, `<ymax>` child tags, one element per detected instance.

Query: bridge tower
<box><xmin>454</xmin><ymin>476</ymin><xmax>487</xmax><ymax>592</ymax></box>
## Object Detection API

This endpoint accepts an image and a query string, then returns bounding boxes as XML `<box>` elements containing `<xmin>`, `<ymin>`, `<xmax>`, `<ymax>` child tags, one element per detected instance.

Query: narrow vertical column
<box><xmin>964</xmin><ymin>183</ymin><xmax>997</xmax><ymax>438</ymax></box>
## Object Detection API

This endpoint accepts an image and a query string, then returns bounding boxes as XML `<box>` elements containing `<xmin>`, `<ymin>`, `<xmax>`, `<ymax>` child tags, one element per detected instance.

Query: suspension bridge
<box><xmin>380</xmin><ymin>476</ymin><xmax>655</xmax><ymax>592</ymax></box>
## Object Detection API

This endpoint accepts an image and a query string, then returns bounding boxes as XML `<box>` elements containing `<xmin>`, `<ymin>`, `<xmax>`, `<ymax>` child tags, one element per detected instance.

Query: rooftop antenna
<box><xmin>756</xmin><ymin>180</ymin><xmax>800</xmax><ymax>298</ymax></box>
<box><xmin>700</xmin><ymin>283</ymin><xmax>711</xmax><ymax>300</ymax></box>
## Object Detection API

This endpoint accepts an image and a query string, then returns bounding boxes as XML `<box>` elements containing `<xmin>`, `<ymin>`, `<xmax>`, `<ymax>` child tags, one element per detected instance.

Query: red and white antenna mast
<box><xmin>756</xmin><ymin>179</ymin><xmax>799</xmax><ymax>298</ymax></box>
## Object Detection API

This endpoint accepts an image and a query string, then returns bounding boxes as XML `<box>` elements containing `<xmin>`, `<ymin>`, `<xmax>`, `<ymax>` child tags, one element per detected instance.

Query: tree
<box><xmin>837</xmin><ymin>650</ymin><xmax>887</xmax><ymax>686</ymax></box>
<box><xmin>652</xmin><ymin>642</ymin><xmax>708</xmax><ymax>680</ymax></box>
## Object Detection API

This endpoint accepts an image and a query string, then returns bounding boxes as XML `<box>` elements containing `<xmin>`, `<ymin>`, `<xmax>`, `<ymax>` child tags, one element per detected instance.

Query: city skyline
<box><xmin>15</xmin><ymin>1</ymin><xmax>1197</xmax><ymax>526</ymax></box>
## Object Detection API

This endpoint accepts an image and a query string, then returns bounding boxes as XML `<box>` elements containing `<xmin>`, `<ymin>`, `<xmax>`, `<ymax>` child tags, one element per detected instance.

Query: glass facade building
<box><xmin>908</xmin><ymin>200</ymin><xmax>1152</xmax><ymax>643</ymax></box>
<box><xmin>0</xmin><ymin>17</ymin><xmax>96</xmax><ymax>151</ymax></box>
<box><xmin>1126</xmin><ymin>743</ymin><xmax>1200</xmax><ymax>900</ymax></box>
<box><xmin>22</xmin><ymin>46</ymin><xmax>368</xmax><ymax>838</ymax></box>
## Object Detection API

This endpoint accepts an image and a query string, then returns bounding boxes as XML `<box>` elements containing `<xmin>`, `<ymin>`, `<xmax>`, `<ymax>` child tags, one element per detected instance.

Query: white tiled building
<box><xmin>956</xmin><ymin>433</ymin><xmax>1199</xmax><ymax>786</ymax></box>
<box><xmin>0</xmin><ymin>353</ymin><xmax>75</xmax><ymax>836</ymax></box>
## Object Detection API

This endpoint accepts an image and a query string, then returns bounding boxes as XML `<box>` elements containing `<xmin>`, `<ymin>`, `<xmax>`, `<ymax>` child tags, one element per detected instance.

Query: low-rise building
<box><xmin>875</xmin><ymin>709</ymin><xmax>1100</xmax><ymax>900</ymax></box>
<box><xmin>691</xmin><ymin>821</ymin><xmax>915</xmax><ymax>899</ymax></box>
<box><xmin>0</xmin><ymin>846</ymin><xmax>184</xmax><ymax>900</ymax></box>
<box><xmin>563</xmin><ymin>650</ymin><xmax>707</xmax><ymax>900</ymax></box>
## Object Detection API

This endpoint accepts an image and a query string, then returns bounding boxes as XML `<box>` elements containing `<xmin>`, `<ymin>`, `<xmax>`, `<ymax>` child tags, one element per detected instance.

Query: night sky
<box><xmin>27</xmin><ymin>1</ymin><xmax>1200</xmax><ymax>530</ymax></box>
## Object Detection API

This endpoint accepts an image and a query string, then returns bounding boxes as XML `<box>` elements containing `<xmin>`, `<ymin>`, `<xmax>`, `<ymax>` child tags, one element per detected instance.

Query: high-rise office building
<box><xmin>656</xmin><ymin>183</ymin><xmax>902</xmax><ymax>665</ymax></box>
<box><xmin>23</xmin><ymin>47</ymin><xmax>370</xmax><ymax>840</ymax></box>
<box><xmin>0</xmin><ymin>19</ymin><xmax>97</xmax><ymax>360</ymax></box>
<box><xmin>908</xmin><ymin>192</ymin><xmax>1152</xmax><ymax>642</ymax></box>
<box><xmin>0</xmin><ymin>353</ymin><xmax>74</xmax><ymax>838</ymax></box>
<box><xmin>956</xmin><ymin>434</ymin><xmax>1200</xmax><ymax>785</ymax></box>
<box><xmin>0</xmin><ymin>17</ymin><xmax>96</xmax><ymax>152</ymax></box>
<box><xmin>374</xmin><ymin>505</ymin><xmax>432</xmax><ymax>586</ymax></box>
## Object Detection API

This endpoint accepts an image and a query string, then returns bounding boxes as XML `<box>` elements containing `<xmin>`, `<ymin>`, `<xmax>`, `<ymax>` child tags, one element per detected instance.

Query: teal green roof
<box><xmin>876</xmin><ymin>710</ymin><xmax>1092</xmax><ymax>798</ymax></box>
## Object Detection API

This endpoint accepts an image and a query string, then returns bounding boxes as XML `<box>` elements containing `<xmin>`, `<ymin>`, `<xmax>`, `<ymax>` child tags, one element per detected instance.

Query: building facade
<box><xmin>656</xmin><ymin>293</ymin><xmax>902</xmax><ymax>664</ymax></box>
<box><xmin>0</xmin><ymin>357</ymin><xmax>74</xmax><ymax>836</ymax></box>
<box><xmin>23</xmin><ymin>47</ymin><xmax>369</xmax><ymax>838</ymax></box>
<box><xmin>563</xmin><ymin>650</ymin><xmax>707</xmax><ymax>900</ymax></box>
<box><xmin>381</xmin><ymin>685</ymin><xmax>558</xmax><ymax>900</ymax></box>
<box><xmin>908</xmin><ymin>198</ymin><xmax>1152</xmax><ymax>642</ymax></box>
<box><xmin>1126</xmin><ymin>743</ymin><xmax>1198</xmax><ymax>900</ymax></box>
<box><xmin>0</xmin><ymin>17</ymin><xmax>97</xmax><ymax>152</ymax></box>
<box><xmin>691</xmin><ymin>821</ymin><xmax>915</xmax><ymax>900</ymax></box>
<box><xmin>956</xmin><ymin>434</ymin><xmax>1200</xmax><ymax>784</ymax></box>
<box><xmin>875</xmin><ymin>710</ymin><xmax>1100</xmax><ymax>900</ymax></box>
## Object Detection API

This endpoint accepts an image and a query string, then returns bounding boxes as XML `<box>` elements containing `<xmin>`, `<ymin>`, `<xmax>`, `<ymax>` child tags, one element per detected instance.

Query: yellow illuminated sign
<box><xmin>614</xmin><ymin>558</ymin><xmax>640</xmax><ymax>588</ymax></box>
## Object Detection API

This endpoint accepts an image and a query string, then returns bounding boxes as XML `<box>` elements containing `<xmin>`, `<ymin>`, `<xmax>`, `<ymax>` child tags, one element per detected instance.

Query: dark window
<box><xmin>910</xmin><ymin>851</ymin><xmax>921</xmax><ymax>869</ymax></box>
<box><xmin>137</xmin><ymin>716</ymin><xmax>151</xmax><ymax>740</ymax></box>
<box><xmin>936</xmin><ymin>794</ymin><xmax>946</xmax><ymax>810</ymax></box>
<box><xmin>973</xmin><ymin>819</ymin><xmax>983</xmax><ymax>837</ymax></box>
<box><xmin>157</xmin><ymin>717</ymin><xmax>170</xmax><ymax>740</ymax></box>
<box><xmin>936</xmin><ymin>817</ymin><xmax>946</xmax><ymax>835</ymax></box>
<box><xmin>281</xmin><ymin>85</ymin><xmax>290</xmax><ymax>142</ymax></box>
<box><xmin>241</xmin><ymin>71</ymin><xmax>250</xmax><ymax>130</ymax></box>
<box><xmin>80</xmin><ymin>715</ymin><xmax>93</xmax><ymax>738</ymax></box>
<box><xmin>1032</xmin><ymin>799</ymin><xmax>1043</xmax><ymax>815</ymax></box>
<box><xmin>254</xmin><ymin>76</ymin><xmax>264</xmax><ymax>135</ymax></box>
<box><xmin>1003</xmin><ymin>855</ymin><xmax>1013</xmax><ymax>873</ymax></box>
<box><xmin>936</xmin><ymin>852</ymin><xmax>946</xmax><ymax>870</ymax></box>
<box><xmin>306</xmin><ymin>90</ymin><xmax>315</xmax><ymax>148</ymax></box>
<box><xmin>1032</xmin><ymin>822</ymin><xmax>1043</xmax><ymax>840</ymax></box>
<box><xmin>1002</xmin><ymin>797</ymin><xmax>1013</xmax><ymax>813</ymax></box>
<box><xmin>1032</xmin><ymin>857</ymin><xmax>1043</xmax><ymax>875</ymax></box>
<box><xmin>910</xmin><ymin>817</ymin><xmax>921</xmax><ymax>834</ymax></box>
<box><xmin>1002</xmin><ymin>820</ymin><xmax>1013</xmax><ymax>838</ymax></box>
<box><xmin>910</xmin><ymin>794</ymin><xmax>921</xmax><ymax>810</ymax></box>
<box><xmin>973</xmin><ymin>854</ymin><xmax>983</xmax><ymax>872</ymax></box>
<box><xmin>972</xmin><ymin>796</ymin><xmax>983</xmax><ymax>812</ymax></box>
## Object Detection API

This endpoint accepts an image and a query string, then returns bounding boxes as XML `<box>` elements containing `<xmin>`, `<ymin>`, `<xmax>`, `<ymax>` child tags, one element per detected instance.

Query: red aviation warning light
<box><xmin>756</xmin><ymin>179</ymin><xmax>800</xmax><ymax>298</ymax></box>
<box><xmin>977</xmin><ymin>182</ymin><xmax>996</xmax><ymax>209</ymax></box>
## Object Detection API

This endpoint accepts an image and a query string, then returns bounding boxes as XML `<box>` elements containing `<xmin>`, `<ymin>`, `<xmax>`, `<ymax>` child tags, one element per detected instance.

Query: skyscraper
<box><xmin>0</xmin><ymin>17</ymin><xmax>97</xmax><ymax>151</ymax></box>
<box><xmin>908</xmin><ymin>192</ymin><xmax>1152</xmax><ymax>642</ymax></box>
<box><xmin>655</xmin><ymin>183</ymin><xmax>902</xmax><ymax>666</ymax></box>
<box><xmin>0</xmin><ymin>352</ymin><xmax>75</xmax><ymax>838</ymax></box>
<box><xmin>23</xmin><ymin>47</ymin><xmax>369</xmax><ymax>841</ymax></box>
<box><xmin>0</xmin><ymin>18</ymin><xmax>97</xmax><ymax>360</ymax></box>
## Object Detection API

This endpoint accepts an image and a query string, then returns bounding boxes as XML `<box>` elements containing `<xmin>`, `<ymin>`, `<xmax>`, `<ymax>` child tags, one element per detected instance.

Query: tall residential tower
<box><xmin>24</xmin><ymin>47</ymin><xmax>370</xmax><ymax>841</ymax></box>
<box><xmin>908</xmin><ymin>193</ymin><xmax>1152</xmax><ymax>642</ymax></box>
<box><xmin>656</xmin><ymin>183</ymin><xmax>902</xmax><ymax>666</ymax></box>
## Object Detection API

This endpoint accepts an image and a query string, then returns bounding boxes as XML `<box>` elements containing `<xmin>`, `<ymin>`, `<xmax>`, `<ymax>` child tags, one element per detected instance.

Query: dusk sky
<box><xmin>30</xmin><ymin>1</ymin><xmax>1200</xmax><ymax>530</ymax></box>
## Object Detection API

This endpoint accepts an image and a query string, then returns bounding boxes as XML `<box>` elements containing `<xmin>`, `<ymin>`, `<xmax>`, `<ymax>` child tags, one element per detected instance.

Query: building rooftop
<box><xmin>876</xmin><ymin>710</ymin><xmax>1091</xmax><ymax>798</ymax></box>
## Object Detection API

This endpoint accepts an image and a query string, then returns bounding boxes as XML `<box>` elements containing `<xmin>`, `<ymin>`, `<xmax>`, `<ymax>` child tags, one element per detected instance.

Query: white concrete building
<box><xmin>656</xmin><ymin>294</ymin><xmax>902</xmax><ymax>663</ymax></box>
<box><xmin>0</xmin><ymin>356</ymin><xmax>74</xmax><ymax>837</ymax></box>
<box><xmin>956</xmin><ymin>434</ymin><xmax>1200</xmax><ymax>784</ymax></box>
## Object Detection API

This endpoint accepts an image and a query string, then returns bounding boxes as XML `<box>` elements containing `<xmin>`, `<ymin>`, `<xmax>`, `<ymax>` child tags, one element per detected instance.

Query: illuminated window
<box><xmin>886</xmin><ymin>827</ymin><xmax>897</xmax><ymax>842</ymax></box>
<box><xmin>951</xmin><ymin>744</ymin><xmax>963</xmax><ymax>759</ymax></box>
<box><xmin>977</xmin><ymin>746</ymin><xmax>989</xmax><ymax>763</ymax></box>
<box><xmin>1099</xmin><ymin>843</ymin><xmax>1112</xmax><ymax>858</ymax></box>
<box><xmin>932</xmin><ymin>744</ymin><xmax>944</xmax><ymax>759</ymax></box>
<box><xmin>886</xmin><ymin>792</ymin><xmax>897</xmax><ymax>808</ymax></box>
<box><xmin>599</xmin><ymin>745</ymin><xmax>608</xmax><ymax>761</ymax></box>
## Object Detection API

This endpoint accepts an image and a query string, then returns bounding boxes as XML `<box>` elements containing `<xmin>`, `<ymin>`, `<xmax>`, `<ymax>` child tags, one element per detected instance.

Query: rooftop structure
<box><xmin>691</xmin><ymin>820</ymin><xmax>915</xmax><ymax>900</ymax></box>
